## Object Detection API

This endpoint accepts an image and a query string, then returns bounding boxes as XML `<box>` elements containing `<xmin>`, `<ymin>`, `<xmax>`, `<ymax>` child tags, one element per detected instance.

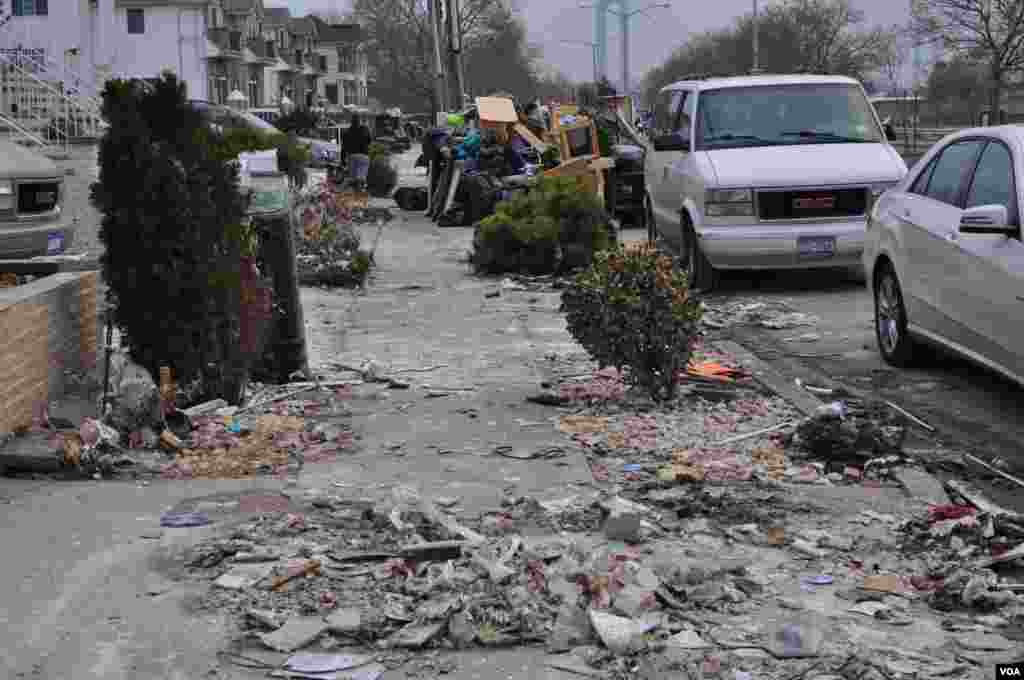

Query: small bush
<box><xmin>275</xmin><ymin>109</ymin><xmax>321</xmax><ymax>136</ymax></box>
<box><xmin>367</xmin><ymin>142</ymin><xmax>390</xmax><ymax>163</ymax></box>
<box><xmin>366</xmin><ymin>158</ymin><xmax>398</xmax><ymax>197</ymax></box>
<box><xmin>470</xmin><ymin>176</ymin><xmax>612</xmax><ymax>275</ymax></box>
<box><xmin>472</xmin><ymin>215</ymin><xmax>561</xmax><ymax>275</ymax></box>
<box><xmin>560</xmin><ymin>244</ymin><xmax>703</xmax><ymax>401</ymax></box>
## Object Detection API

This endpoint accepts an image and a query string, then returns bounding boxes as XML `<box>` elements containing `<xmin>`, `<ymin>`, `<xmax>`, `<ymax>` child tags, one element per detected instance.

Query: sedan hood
<box><xmin>705</xmin><ymin>143</ymin><xmax>905</xmax><ymax>188</ymax></box>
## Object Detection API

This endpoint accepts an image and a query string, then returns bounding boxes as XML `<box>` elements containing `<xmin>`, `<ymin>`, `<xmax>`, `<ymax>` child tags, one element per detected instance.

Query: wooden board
<box><xmin>476</xmin><ymin>96</ymin><xmax>518</xmax><ymax>123</ymax></box>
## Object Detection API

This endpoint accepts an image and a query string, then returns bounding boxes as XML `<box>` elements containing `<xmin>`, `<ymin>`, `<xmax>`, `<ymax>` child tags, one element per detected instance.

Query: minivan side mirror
<box><xmin>652</xmin><ymin>132</ymin><xmax>690</xmax><ymax>152</ymax></box>
<box><xmin>960</xmin><ymin>204</ymin><xmax>1014</xmax><ymax>234</ymax></box>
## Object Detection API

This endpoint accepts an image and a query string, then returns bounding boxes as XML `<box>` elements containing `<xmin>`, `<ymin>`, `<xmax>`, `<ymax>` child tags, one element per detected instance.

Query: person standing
<box><xmin>343</xmin><ymin>113</ymin><xmax>372</xmax><ymax>191</ymax></box>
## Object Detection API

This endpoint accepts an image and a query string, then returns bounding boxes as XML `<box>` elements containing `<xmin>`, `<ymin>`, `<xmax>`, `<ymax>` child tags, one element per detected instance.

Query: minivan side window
<box><xmin>652</xmin><ymin>90</ymin><xmax>686</xmax><ymax>138</ymax></box>
<box><xmin>924</xmin><ymin>140</ymin><xmax>984</xmax><ymax>206</ymax></box>
<box><xmin>965</xmin><ymin>141</ymin><xmax>1016</xmax><ymax>224</ymax></box>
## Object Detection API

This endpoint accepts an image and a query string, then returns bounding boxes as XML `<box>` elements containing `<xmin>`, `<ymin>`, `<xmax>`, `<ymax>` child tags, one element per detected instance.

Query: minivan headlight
<box><xmin>705</xmin><ymin>188</ymin><xmax>753</xmax><ymax>217</ymax></box>
<box><xmin>0</xmin><ymin>180</ymin><xmax>12</xmax><ymax>210</ymax></box>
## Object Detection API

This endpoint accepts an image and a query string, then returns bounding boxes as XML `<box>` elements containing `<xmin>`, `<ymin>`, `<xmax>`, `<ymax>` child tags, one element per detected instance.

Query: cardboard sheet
<box><xmin>476</xmin><ymin>96</ymin><xmax>518</xmax><ymax>123</ymax></box>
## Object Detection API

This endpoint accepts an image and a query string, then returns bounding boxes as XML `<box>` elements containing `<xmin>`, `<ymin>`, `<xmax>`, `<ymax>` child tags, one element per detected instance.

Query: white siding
<box><xmin>109</xmin><ymin>6</ymin><xmax>208</xmax><ymax>100</ymax></box>
<box><xmin>2</xmin><ymin>1</ymin><xmax>209</xmax><ymax>100</ymax></box>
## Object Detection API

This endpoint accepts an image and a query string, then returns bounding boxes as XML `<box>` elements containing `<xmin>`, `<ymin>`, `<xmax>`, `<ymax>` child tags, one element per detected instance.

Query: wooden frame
<box><xmin>558</xmin><ymin>120</ymin><xmax>600</xmax><ymax>161</ymax></box>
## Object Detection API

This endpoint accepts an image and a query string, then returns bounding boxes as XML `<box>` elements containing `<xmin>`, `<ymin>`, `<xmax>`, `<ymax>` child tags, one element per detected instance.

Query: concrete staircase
<box><xmin>0</xmin><ymin>18</ymin><xmax>109</xmax><ymax>155</ymax></box>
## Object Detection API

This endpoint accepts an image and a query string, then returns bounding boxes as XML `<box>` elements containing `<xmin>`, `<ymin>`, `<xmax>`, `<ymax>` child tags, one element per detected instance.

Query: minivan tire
<box><xmin>873</xmin><ymin>260</ymin><xmax>916</xmax><ymax>366</ymax></box>
<box><xmin>681</xmin><ymin>213</ymin><xmax>716</xmax><ymax>292</ymax></box>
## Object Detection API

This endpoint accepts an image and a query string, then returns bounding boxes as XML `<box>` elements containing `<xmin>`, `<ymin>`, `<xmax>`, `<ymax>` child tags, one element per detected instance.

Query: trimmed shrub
<box><xmin>90</xmin><ymin>71</ymin><xmax>251</xmax><ymax>400</ymax></box>
<box><xmin>560</xmin><ymin>244</ymin><xmax>703</xmax><ymax>401</ymax></box>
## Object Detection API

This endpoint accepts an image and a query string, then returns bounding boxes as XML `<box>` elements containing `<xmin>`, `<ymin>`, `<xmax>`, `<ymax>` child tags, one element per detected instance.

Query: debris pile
<box><xmin>701</xmin><ymin>299</ymin><xmax>820</xmax><ymax>331</ymax></box>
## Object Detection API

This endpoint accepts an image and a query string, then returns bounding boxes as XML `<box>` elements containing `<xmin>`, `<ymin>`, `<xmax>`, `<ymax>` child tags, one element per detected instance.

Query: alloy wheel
<box><xmin>876</xmin><ymin>271</ymin><xmax>902</xmax><ymax>355</ymax></box>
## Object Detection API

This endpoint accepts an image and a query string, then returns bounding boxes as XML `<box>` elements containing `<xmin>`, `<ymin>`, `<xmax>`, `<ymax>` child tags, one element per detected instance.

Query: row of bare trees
<box><xmin>640</xmin><ymin>0</ymin><xmax>1024</xmax><ymax>125</ymax></box>
<box><xmin>336</xmin><ymin>0</ymin><xmax>550</xmax><ymax>115</ymax></box>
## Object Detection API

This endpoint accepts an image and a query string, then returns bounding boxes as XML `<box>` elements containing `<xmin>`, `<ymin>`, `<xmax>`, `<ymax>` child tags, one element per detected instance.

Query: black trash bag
<box><xmin>394</xmin><ymin>186</ymin><xmax>428</xmax><ymax>211</ymax></box>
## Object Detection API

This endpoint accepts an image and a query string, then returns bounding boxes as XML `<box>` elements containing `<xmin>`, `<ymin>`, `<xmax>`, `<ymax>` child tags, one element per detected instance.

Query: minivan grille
<box><xmin>17</xmin><ymin>181</ymin><xmax>60</xmax><ymax>215</ymax></box>
<box><xmin>757</xmin><ymin>187</ymin><xmax>867</xmax><ymax>221</ymax></box>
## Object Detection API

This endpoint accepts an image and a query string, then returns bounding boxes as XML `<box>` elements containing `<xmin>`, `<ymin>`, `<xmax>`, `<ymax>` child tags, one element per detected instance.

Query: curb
<box><xmin>712</xmin><ymin>339</ymin><xmax>824</xmax><ymax>417</ymax></box>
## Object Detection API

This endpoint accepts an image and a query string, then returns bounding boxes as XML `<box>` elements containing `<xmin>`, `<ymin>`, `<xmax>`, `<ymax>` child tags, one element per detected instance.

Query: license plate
<box><xmin>793</xmin><ymin>193</ymin><xmax>835</xmax><ymax>211</ymax></box>
<box><xmin>37</xmin><ymin>191</ymin><xmax>56</xmax><ymax>204</ymax></box>
<box><xmin>46</xmin><ymin>232</ymin><xmax>63</xmax><ymax>254</ymax></box>
<box><xmin>798</xmin><ymin>236</ymin><xmax>835</xmax><ymax>259</ymax></box>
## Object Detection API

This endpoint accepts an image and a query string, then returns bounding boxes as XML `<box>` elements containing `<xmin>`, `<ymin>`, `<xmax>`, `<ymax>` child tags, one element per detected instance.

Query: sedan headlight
<box><xmin>705</xmin><ymin>188</ymin><xmax>753</xmax><ymax>217</ymax></box>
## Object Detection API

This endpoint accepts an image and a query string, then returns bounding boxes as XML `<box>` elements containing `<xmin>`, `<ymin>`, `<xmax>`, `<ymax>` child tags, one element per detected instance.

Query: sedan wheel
<box><xmin>874</xmin><ymin>263</ymin><xmax>915</xmax><ymax>366</ymax></box>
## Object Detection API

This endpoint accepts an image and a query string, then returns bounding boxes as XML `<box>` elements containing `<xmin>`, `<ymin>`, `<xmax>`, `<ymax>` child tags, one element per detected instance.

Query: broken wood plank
<box><xmin>945</xmin><ymin>479</ymin><xmax>1024</xmax><ymax>522</ymax></box>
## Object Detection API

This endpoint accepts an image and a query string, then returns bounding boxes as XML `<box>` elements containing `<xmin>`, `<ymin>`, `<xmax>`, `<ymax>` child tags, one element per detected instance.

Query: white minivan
<box><xmin>646</xmin><ymin>74</ymin><xmax>908</xmax><ymax>290</ymax></box>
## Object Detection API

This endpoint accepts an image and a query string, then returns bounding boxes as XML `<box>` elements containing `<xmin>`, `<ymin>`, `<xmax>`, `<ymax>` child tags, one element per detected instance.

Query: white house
<box><xmin>308</xmin><ymin>15</ymin><xmax>368</xmax><ymax>114</ymax></box>
<box><xmin>2</xmin><ymin>0</ymin><xmax>215</xmax><ymax>100</ymax></box>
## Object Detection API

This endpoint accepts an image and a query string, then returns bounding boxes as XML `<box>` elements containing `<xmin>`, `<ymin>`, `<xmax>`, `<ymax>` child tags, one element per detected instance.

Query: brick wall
<box><xmin>0</xmin><ymin>272</ymin><xmax>99</xmax><ymax>435</ymax></box>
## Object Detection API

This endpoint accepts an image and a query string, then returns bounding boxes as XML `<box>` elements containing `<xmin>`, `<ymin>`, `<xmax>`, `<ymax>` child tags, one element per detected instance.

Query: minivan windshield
<box><xmin>696</xmin><ymin>83</ymin><xmax>883</xmax><ymax>150</ymax></box>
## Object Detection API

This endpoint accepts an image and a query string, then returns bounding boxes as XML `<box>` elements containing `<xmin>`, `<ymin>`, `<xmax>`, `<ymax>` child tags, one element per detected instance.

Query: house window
<box><xmin>318</xmin><ymin>55</ymin><xmax>327</xmax><ymax>72</ymax></box>
<box><xmin>126</xmin><ymin>8</ymin><xmax>145</xmax><ymax>34</ymax></box>
<box><xmin>248</xmin><ymin>79</ymin><xmax>258</xmax><ymax>107</ymax></box>
<box><xmin>13</xmin><ymin>0</ymin><xmax>48</xmax><ymax>16</ymax></box>
<box><xmin>325</xmin><ymin>83</ymin><xmax>338</xmax><ymax>105</ymax></box>
<box><xmin>208</xmin><ymin>7</ymin><xmax>220</xmax><ymax>28</ymax></box>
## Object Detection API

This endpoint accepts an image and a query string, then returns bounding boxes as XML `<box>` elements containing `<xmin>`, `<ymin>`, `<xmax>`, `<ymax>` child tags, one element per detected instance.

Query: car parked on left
<box><xmin>0</xmin><ymin>140</ymin><xmax>74</xmax><ymax>258</ymax></box>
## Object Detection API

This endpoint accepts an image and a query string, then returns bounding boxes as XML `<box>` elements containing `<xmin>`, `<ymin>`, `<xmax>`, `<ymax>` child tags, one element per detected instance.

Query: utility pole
<box><xmin>428</xmin><ymin>0</ymin><xmax>447</xmax><ymax>115</ymax></box>
<box><xmin>751</xmin><ymin>0</ymin><xmax>760</xmax><ymax>73</ymax></box>
<box><xmin>448</xmin><ymin>0</ymin><xmax>465</xmax><ymax>110</ymax></box>
<box><xmin>620</xmin><ymin>0</ymin><xmax>629</xmax><ymax>97</ymax></box>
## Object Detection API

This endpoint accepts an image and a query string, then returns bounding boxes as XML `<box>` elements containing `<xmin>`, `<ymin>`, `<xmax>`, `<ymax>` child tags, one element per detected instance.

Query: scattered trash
<box><xmin>495</xmin><ymin>445</ymin><xmax>566</xmax><ymax>460</ymax></box>
<box><xmin>159</xmin><ymin>511</ymin><xmax>211</xmax><ymax>528</ymax></box>
<box><xmin>260</xmin><ymin>617</ymin><xmax>329</xmax><ymax>652</ymax></box>
<box><xmin>559</xmin><ymin>415</ymin><xmax>609</xmax><ymax>434</ymax></box>
<box><xmin>588</xmin><ymin>609</ymin><xmax>652</xmax><ymax>655</ymax></box>
<box><xmin>862</xmin><ymin>574</ymin><xmax>904</xmax><ymax>594</ymax></box>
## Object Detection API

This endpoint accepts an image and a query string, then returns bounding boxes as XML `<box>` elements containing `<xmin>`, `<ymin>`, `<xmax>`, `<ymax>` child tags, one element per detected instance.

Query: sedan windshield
<box><xmin>696</xmin><ymin>83</ymin><xmax>883</xmax><ymax>150</ymax></box>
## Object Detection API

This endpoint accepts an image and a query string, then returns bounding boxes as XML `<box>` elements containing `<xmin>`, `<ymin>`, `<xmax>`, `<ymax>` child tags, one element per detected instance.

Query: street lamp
<box><xmin>579</xmin><ymin>1</ymin><xmax>670</xmax><ymax>98</ymax></box>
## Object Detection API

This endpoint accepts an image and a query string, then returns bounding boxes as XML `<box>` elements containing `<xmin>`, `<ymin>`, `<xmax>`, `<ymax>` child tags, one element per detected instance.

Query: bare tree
<box><xmin>641</xmin><ymin>0</ymin><xmax>893</xmax><ymax>108</ymax></box>
<box><xmin>911</xmin><ymin>0</ymin><xmax>1024</xmax><ymax>121</ymax></box>
<box><xmin>876</xmin><ymin>26</ymin><xmax>911</xmax><ymax>94</ymax></box>
<box><xmin>352</xmin><ymin>0</ymin><xmax>535</xmax><ymax>113</ymax></box>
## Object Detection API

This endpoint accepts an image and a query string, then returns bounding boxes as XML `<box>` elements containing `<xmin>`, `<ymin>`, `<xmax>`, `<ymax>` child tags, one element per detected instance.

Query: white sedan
<box><xmin>863</xmin><ymin>125</ymin><xmax>1024</xmax><ymax>384</ymax></box>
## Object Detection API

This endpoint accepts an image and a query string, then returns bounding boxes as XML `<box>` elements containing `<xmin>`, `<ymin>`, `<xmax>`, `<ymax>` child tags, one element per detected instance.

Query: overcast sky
<box><xmin>282</xmin><ymin>0</ymin><xmax>915</xmax><ymax>91</ymax></box>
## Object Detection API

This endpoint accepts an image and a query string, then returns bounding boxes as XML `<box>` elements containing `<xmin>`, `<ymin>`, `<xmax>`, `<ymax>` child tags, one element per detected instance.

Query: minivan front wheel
<box><xmin>874</xmin><ymin>261</ymin><xmax>915</xmax><ymax>366</ymax></box>
<box><xmin>681</xmin><ymin>214</ymin><xmax>716</xmax><ymax>292</ymax></box>
<box><xmin>645</xmin><ymin>195</ymin><xmax>656</xmax><ymax>243</ymax></box>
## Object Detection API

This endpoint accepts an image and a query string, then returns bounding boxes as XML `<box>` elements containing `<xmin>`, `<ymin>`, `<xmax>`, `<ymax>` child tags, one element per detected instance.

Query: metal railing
<box><xmin>0</xmin><ymin>19</ymin><xmax>108</xmax><ymax>150</ymax></box>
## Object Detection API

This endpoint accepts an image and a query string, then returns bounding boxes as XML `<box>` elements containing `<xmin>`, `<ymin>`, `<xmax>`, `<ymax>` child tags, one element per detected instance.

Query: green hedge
<box><xmin>471</xmin><ymin>176</ymin><xmax>613</xmax><ymax>275</ymax></box>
